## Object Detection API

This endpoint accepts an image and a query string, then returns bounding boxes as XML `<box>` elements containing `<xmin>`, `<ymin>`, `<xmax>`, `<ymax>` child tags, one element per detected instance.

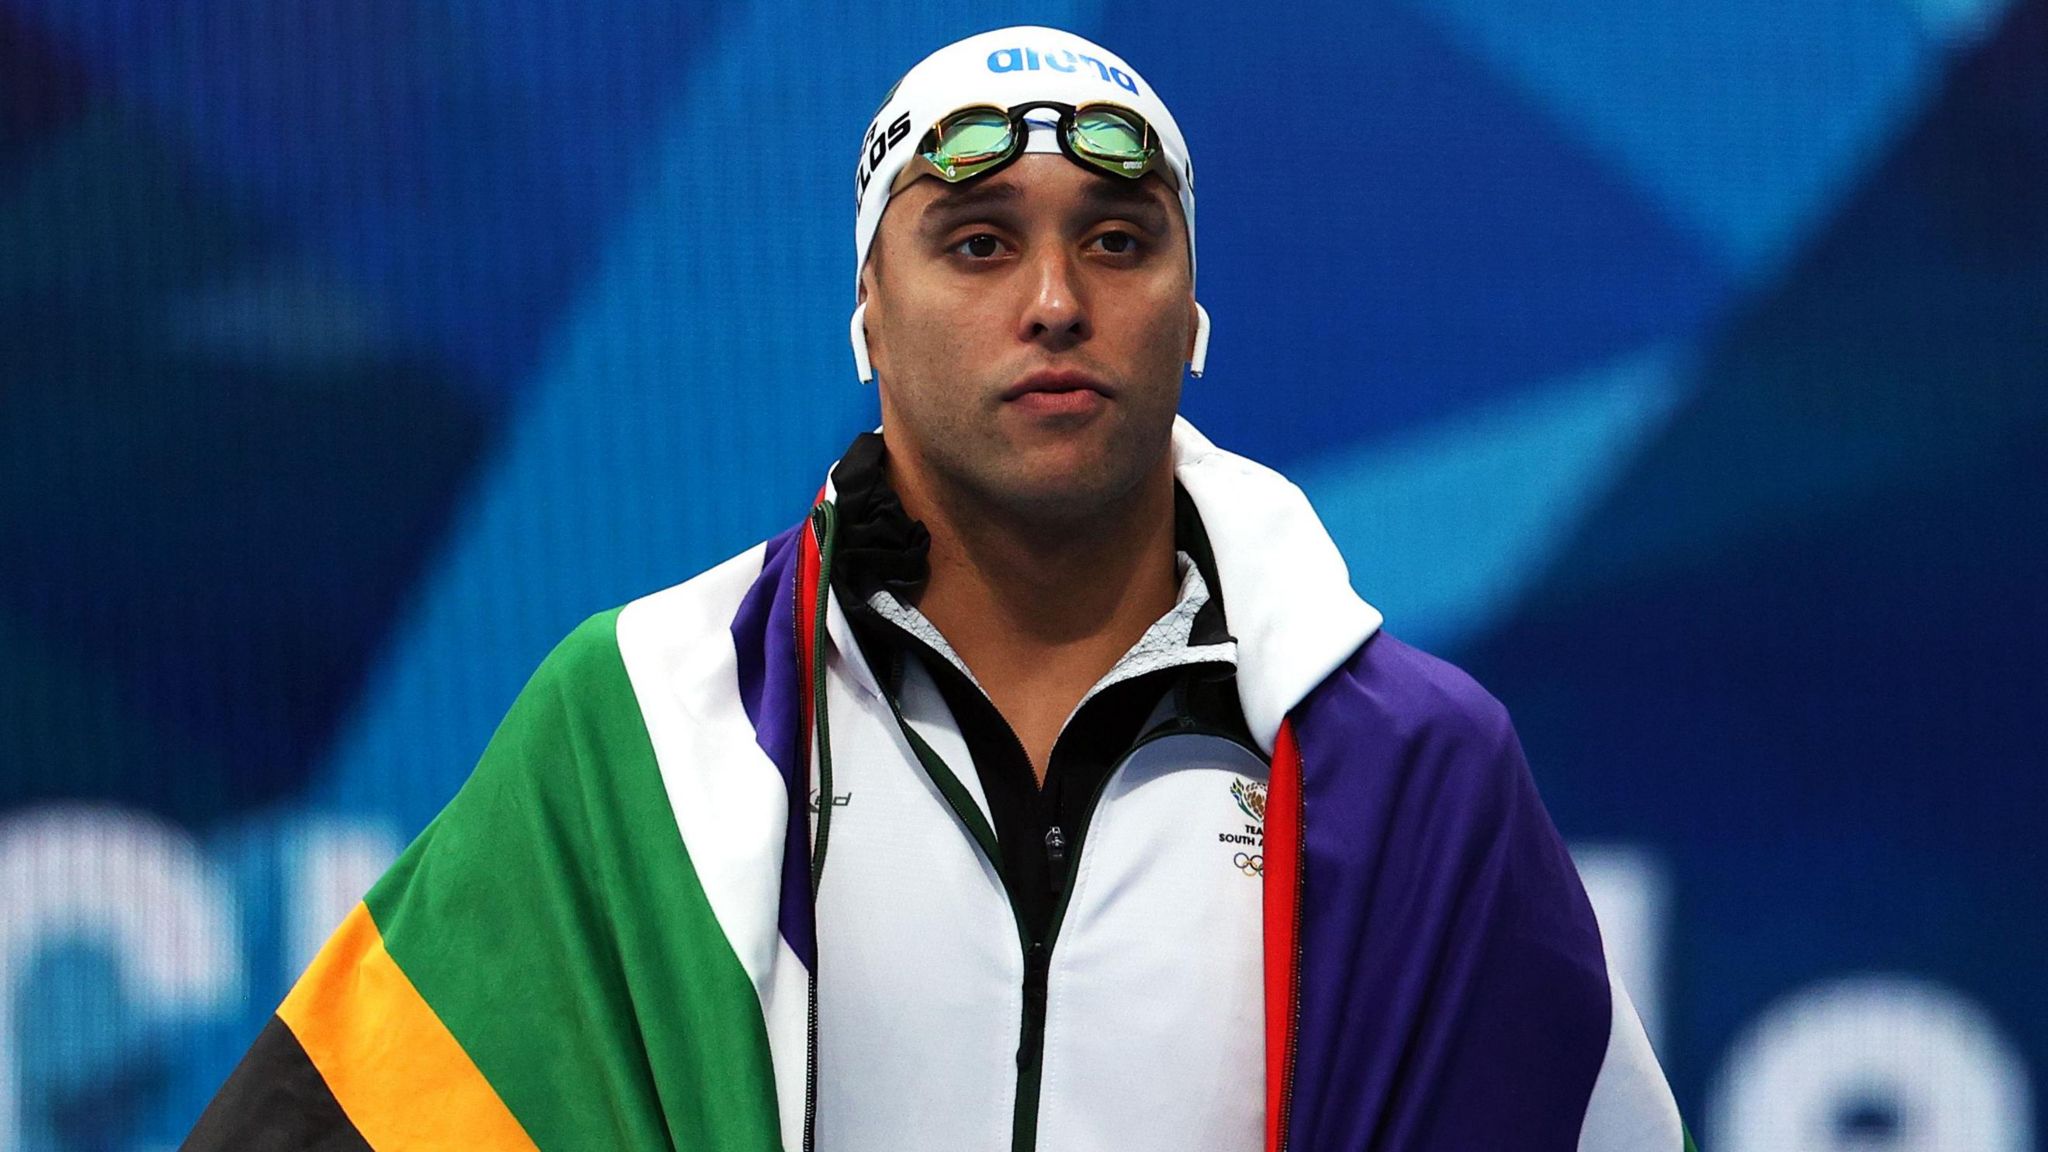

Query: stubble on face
<box><xmin>861</xmin><ymin>157</ymin><xmax>1193</xmax><ymax>536</ymax></box>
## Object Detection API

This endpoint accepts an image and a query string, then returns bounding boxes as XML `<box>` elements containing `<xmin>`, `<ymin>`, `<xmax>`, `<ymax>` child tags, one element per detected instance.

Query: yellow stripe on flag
<box><xmin>279</xmin><ymin>902</ymin><xmax>540</xmax><ymax>1151</ymax></box>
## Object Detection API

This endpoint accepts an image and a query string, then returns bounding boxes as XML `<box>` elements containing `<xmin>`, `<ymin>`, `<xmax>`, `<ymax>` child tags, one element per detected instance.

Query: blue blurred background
<box><xmin>2</xmin><ymin>1</ymin><xmax>2043</xmax><ymax>1148</ymax></box>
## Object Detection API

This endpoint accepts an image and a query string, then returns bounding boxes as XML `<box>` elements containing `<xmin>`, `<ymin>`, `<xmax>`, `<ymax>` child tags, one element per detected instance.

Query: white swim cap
<box><xmin>853</xmin><ymin>25</ymin><xmax>1197</xmax><ymax>287</ymax></box>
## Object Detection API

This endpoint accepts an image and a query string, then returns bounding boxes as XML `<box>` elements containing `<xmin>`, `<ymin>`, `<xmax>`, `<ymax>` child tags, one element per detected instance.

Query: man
<box><xmin>187</xmin><ymin>26</ymin><xmax>1689</xmax><ymax>1152</ymax></box>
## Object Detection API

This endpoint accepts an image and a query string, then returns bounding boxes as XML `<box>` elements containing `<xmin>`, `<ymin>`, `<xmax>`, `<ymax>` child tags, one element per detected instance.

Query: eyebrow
<box><xmin>1079</xmin><ymin>178</ymin><xmax>1172</xmax><ymax>217</ymax></box>
<box><xmin>918</xmin><ymin>180</ymin><xmax>1024</xmax><ymax>232</ymax></box>
<box><xmin>917</xmin><ymin>174</ymin><xmax>1173</xmax><ymax>234</ymax></box>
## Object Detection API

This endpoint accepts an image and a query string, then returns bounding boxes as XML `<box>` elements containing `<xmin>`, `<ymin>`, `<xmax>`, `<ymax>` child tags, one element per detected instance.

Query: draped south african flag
<box><xmin>185</xmin><ymin>607</ymin><xmax>792</xmax><ymax>1150</ymax></box>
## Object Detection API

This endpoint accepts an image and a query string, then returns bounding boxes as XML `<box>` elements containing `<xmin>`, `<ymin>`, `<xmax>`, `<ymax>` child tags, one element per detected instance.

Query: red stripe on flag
<box><xmin>795</xmin><ymin>492</ymin><xmax>826</xmax><ymax>773</ymax></box>
<box><xmin>1264</xmin><ymin>720</ymin><xmax>1303</xmax><ymax>1152</ymax></box>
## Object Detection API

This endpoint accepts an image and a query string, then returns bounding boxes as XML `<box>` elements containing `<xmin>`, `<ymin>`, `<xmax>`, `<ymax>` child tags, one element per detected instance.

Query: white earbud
<box><xmin>850</xmin><ymin>301</ymin><xmax>874</xmax><ymax>384</ymax></box>
<box><xmin>1189</xmin><ymin>302</ymin><xmax>1212</xmax><ymax>378</ymax></box>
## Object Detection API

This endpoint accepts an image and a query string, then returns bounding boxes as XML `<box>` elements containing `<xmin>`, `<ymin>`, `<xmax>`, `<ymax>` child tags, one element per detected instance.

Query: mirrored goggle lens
<box><xmin>927</xmin><ymin>109</ymin><xmax>1017</xmax><ymax>179</ymax></box>
<box><xmin>1068</xmin><ymin>108</ymin><xmax>1155</xmax><ymax>174</ymax></box>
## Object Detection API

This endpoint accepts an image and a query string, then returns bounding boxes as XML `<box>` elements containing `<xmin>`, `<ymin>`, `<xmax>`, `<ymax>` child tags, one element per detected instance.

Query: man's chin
<box><xmin>966</xmin><ymin>451</ymin><xmax>1161</xmax><ymax>528</ymax></box>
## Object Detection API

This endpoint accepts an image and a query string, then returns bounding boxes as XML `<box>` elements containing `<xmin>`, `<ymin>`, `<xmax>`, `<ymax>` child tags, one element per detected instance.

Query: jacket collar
<box><xmin>810</xmin><ymin>418</ymin><xmax>1383</xmax><ymax>754</ymax></box>
<box><xmin>1169</xmin><ymin>418</ymin><xmax>1381</xmax><ymax>753</ymax></box>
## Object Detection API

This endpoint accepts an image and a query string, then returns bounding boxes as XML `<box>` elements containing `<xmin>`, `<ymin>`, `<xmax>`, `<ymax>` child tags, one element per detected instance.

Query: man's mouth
<box><xmin>1000</xmin><ymin>370</ymin><xmax>1116</xmax><ymax>402</ymax></box>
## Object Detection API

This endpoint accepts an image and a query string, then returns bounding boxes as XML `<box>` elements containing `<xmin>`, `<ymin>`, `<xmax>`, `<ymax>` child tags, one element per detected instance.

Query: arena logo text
<box><xmin>986</xmin><ymin>47</ymin><xmax>1141</xmax><ymax>95</ymax></box>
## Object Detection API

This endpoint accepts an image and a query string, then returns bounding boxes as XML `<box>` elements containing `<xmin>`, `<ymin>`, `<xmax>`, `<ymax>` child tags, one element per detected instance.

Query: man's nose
<box><xmin>1017</xmin><ymin>245</ymin><xmax>1090</xmax><ymax>350</ymax></box>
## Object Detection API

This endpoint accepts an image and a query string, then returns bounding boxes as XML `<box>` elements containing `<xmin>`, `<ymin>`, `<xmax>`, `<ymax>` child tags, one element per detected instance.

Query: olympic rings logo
<box><xmin>1233</xmin><ymin>851</ymin><xmax>1263</xmax><ymax>877</ymax></box>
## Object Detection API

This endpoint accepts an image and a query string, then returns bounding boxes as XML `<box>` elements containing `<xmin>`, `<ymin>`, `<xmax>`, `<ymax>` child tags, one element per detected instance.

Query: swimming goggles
<box><xmin>889</xmin><ymin>101</ymin><xmax>1169</xmax><ymax>193</ymax></box>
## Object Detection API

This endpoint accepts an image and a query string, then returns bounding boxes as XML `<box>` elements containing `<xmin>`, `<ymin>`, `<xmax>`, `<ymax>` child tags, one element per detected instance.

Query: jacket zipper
<box><xmin>934</xmin><ymin>695</ymin><xmax>1051</xmax><ymax>1152</ymax></box>
<box><xmin>1008</xmin><ymin>751</ymin><xmax>1118</xmax><ymax>1152</ymax></box>
<box><xmin>855</xmin><ymin>617</ymin><xmax>1251</xmax><ymax>1152</ymax></box>
<box><xmin>870</xmin><ymin>642</ymin><xmax>1123</xmax><ymax>1152</ymax></box>
<box><xmin>1012</xmin><ymin>716</ymin><xmax>1257</xmax><ymax>1152</ymax></box>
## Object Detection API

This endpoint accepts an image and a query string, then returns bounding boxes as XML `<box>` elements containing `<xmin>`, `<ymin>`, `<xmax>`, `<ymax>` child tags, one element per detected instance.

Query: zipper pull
<box><xmin>1045</xmin><ymin>824</ymin><xmax>1067</xmax><ymax>873</ymax></box>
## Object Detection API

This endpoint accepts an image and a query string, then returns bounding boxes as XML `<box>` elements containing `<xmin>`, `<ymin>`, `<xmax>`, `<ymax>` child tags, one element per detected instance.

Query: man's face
<box><xmin>860</xmin><ymin>154</ymin><xmax>1195</xmax><ymax>524</ymax></box>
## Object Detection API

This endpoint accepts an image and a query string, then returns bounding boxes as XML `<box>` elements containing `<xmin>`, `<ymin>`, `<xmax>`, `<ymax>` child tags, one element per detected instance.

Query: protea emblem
<box><xmin>1231</xmin><ymin>778</ymin><xmax>1267</xmax><ymax>823</ymax></box>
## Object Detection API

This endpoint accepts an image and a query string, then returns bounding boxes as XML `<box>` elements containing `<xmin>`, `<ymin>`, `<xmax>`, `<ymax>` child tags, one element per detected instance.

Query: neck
<box><xmin>887</xmin><ymin>453</ymin><xmax>1180</xmax><ymax>780</ymax></box>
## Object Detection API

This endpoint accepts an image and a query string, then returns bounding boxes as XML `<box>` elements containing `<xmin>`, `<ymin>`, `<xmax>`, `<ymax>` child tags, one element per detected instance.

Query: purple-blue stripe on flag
<box><xmin>731</xmin><ymin>522</ymin><xmax>815</xmax><ymax>969</ymax></box>
<box><xmin>1286</xmin><ymin>632</ymin><xmax>1611</xmax><ymax>1148</ymax></box>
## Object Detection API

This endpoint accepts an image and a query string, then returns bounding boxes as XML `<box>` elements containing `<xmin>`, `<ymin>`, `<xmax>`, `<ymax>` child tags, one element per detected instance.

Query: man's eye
<box><xmin>956</xmin><ymin>233</ymin><xmax>1003</xmax><ymax>258</ymax></box>
<box><xmin>1094</xmin><ymin>230</ymin><xmax>1139</xmax><ymax>255</ymax></box>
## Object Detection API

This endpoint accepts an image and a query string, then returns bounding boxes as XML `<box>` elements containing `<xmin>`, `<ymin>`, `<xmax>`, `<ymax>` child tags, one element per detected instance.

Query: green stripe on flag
<box><xmin>365</xmin><ymin>609</ymin><xmax>783</xmax><ymax>1151</ymax></box>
